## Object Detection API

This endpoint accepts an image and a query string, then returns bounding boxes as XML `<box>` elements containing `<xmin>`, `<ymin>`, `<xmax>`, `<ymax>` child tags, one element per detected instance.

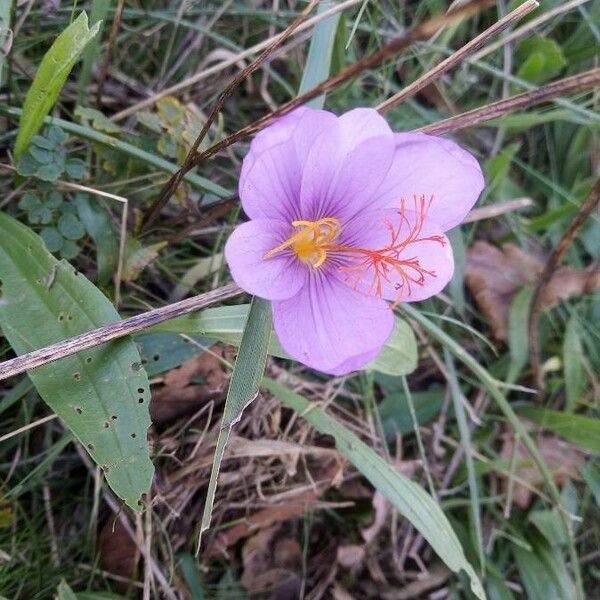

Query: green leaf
<box><xmin>28</xmin><ymin>205</ymin><xmax>54</xmax><ymax>225</ymax></box>
<box><xmin>59</xmin><ymin>239</ymin><xmax>81</xmax><ymax>260</ymax></box>
<box><xmin>18</xmin><ymin>192</ymin><xmax>42</xmax><ymax>211</ymax></box>
<box><xmin>507</xmin><ymin>287</ymin><xmax>534</xmax><ymax>383</ymax></box>
<box><xmin>580</xmin><ymin>460</ymin><xmax>600</xmax><ymax>508</ymax></box>
<box><xmin>378</xmin><ymin>389</ymin><xmax>444</xmax><ymax>438</ymax></box>
<box><xmin>516</xmin><ymin>35</ymin><xmax>567</xmax><ymax>86</ymax></box>
<box><xmin>0</xmin><ymin>213</ymin><xmax>153</xmax><ymax>509</ymax></box>
<box><xmin>517</xmin><ymin>407</ymin><xmax>600</xmax><ymax>454</ymax></box>
<box><xmin>58</xmin><ymin>213</ymin><xmax>86</xmax><ymax>240</ymax></box>
<box><xmin>14</xmin><ymin>12</ymin><xmax>101</xmax><ymax>159</ymax></box>
<box><xmin>563</xmin><ymin>315</ymin><xmax>585</xmax><ymax>411</ymax></box>
<box><xmin>65</xmin><ymin>158</ymin><xmax>88</xmax><ymax>179</ymax></box>
<box><xmin>57</xmin><ymin>580</ymin><xmax>78</xmax><ymax>600</ymax></box>
<box><xmin>75</xmin><ymin>193</ymin><xmax>118</xmax><ymax>286</ymax></box>
<box><xmin>46</xmin><ymin>191</ymin><xmax>64</xmax><ymax>209</ymax></box>
<box><xmin>366</xmin><ymin>316</ymin><xmax>417</xmax><ymax>375</ymax></box>
<box><xmin>200</xmin><ymin>298</ymin><xmax>272</xmax><ymax>537</ymax></box>
<box><xmin>298</xmin><ymin>0</ymin><xmax>341</xmax><ymax>110</ymax></box>
<box><xmin>36</xmin><ymin>161</ymin><xmax>64</xmax><ymax>182</ymax></box>
<box><xmin>264</xmin><ymin>378</ymin><xmax>486</xmax><ymax>600</ymax></box>
<box><xmin>152</xmin><ymin>305</ymin><xmax>416</xmax><ymax>376</ymax></box>
<box><xmin>40</xmin><ymin>227</ymin><xmax>64</xmax><ymax>253</ymax></box>
<box><xmin>135</xmin><ymin>333</ymin><xmax>213</xmax><ymax>377</ymax></box>
<box><xmin>75</xmin><ymin>105</ymin><xmax>121</xmax><ymax>134</ymax></box>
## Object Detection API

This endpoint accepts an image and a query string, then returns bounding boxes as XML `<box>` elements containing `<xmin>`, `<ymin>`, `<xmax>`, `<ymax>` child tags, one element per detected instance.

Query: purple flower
<box><xmin>225</xmin><ymin>107</ymin><xmax>484</xmax><ymax>375</ymax></box>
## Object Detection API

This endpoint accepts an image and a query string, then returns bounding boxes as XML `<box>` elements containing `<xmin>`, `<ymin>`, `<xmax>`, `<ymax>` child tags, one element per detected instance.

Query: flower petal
<box><xmin>374</xmin><ymin>133</ymin><xmax>484</xmax><ymax>231</ymax></box>
<box><xmin>239</xmin><ymin>108</ymin><xmax>337</xmax><ymax>222</ymax></box>
<box><xmin>336</xmin><ymin>209</ymin><xmax>454</xmax><ymax>303</ymax></box>
<box><xmin>272</xmin><ymin>270</ymin><xmax>394</xmax><ymax>374</ymax></box>
<box><xmin>224</xmin><ymin>219</ymin><xmax>307</xmax><ymax>300</ymax></box>
<box><xmin>300</xmin><ymin>131</ymin><xmax>396</xmax><ymax>222</ymax></box>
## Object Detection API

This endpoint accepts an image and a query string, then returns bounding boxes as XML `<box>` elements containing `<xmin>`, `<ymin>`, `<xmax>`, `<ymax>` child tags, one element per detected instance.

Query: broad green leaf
<box><xmin>264</xmin><ymin>378</ymin><xmax>486</xmax><ymax>600</ymax></box>
<box><xmin>0</xmin><ymin>213</ymin><xmax>153</xmax><ymax>510</ymax></box>
<box><xmin>14</xmin><ymin>12</ymin><xmax>101</xmax><ymax>159</ymax></box>
<box><xmin>367</xmin><ymin>316</ymin><xmax>417</xmax><ymax>376</ymax></box>
<box><xmin>200</xmin><ymin>298</ymin><xmax>272</xmax><ymax>537</ymax></box>
<box><xmin>563</xmin><ymin>314</ymin><xmax>585</xmax><ymax>411</ymax></box>
<box><xmin>517</xmin><ymin>407</ymin><xmax>600</xmax><ymax>454</ymax></box>
<box><xmin>153</xmin><ymin>305</ymin><xmax>416</xmax><ymax>376</ymax></box>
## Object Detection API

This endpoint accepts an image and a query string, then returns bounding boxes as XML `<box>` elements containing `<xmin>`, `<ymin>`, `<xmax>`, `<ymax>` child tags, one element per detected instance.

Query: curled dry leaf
<box><xmin>500</xmin><ymin>424</ymin><xmax>585</xmax><ymax>509</ymax></box>
<box><xmin>150</xmin><ymin>346</ymin><xmax>230</xmax><ymax>425</ymax></box>
<box><xmin>466</xmin><ymin>241</ymin><xmax>600</xmax><ymax>340</ymax></box>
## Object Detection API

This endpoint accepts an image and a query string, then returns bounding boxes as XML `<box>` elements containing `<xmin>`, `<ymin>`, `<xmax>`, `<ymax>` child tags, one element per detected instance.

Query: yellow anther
<box><xmin>264</xmin><ymin>217</ymin><xmax>341</xmax><ymax>267</ymax></box>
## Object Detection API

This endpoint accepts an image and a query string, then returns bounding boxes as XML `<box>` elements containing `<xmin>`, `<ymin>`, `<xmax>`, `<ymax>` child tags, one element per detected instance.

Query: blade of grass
<box><xmin>198</xmin><ymin>0</ymin><xmax>338</xmax><ymax>543</ymax></box>
<box><xmin>198</xmin><ymin>297</ymin><xmax>271</xmax><ymax>546</ymax></box>
<box><xmin>76</xmin><ymin>0</ymin><xmax>110</xmax><ymax>104</ymax></box>
<box><xmin>264</xmin><ymin>377</ymin><xmax>486</xmax><ymax>600</ymax></box>
<box><xmin>444</xmin><ymin>349</ymin><xmax>484</xmax><ymax>575</ymax></box>
<box><xmin>400</xmin><ymin>304</ymin><xmax>584</xmax><ymax>599</ymax></box>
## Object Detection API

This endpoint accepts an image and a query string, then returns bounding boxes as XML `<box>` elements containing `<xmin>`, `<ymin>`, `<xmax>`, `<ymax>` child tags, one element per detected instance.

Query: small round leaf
<box><xmin>40</xmin><ymin>227</ymin><xmax>64</xmax><ymax>252</ymax></box>
<box><xmin>58</xmin><ymin>214</ymin><xmax>86</xmax><ymax>240</ymax></box>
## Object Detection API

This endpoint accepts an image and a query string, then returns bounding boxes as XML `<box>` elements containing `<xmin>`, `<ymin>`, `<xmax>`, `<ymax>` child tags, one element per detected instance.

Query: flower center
<box><xmin>264</xmin><ymin>218</ymin><xmax>341</xmax><ymax>267</ymax></box>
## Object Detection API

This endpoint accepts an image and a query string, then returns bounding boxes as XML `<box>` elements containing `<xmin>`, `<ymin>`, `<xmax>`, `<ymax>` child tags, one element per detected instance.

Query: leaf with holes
<box><xmin>14</xmin><ymin>11</ymin><xmax>101</xmax><ymax>159</ymax></box>
<box><xmin>0</xmin><ymin>213</ymin><xmax>153</xmax><ymax>510</ymax></box>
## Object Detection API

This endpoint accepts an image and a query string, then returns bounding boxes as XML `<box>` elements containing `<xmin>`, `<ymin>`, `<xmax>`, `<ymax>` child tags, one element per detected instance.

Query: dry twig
<box><xmin>529</xmin><ymin>180</ymin><xmax>600</xmax><ymax>396</ymax></box>
<box><xmin>0</xmin><ymin>283</ymin><xmax>241</xmax><ymax>382</ymax></box>
<box><xmin>141</xmin><ymin>0</ymin><xmax>320</xmax><ymax>230</ymax></box>
<box><xmin>419</xmin><ymin>68</ymin><xmax>600</xmax><ymax>135</ymax></box>
<box><xmin>376</xmin><ymin>0</ymin><xmax>539</xmax><ymax>113</ymax></box>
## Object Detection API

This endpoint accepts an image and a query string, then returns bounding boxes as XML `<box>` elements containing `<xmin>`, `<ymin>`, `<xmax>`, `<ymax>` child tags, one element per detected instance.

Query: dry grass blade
<box><xmin>111</xmin><ymin>0</ymin><xmax>363</xmax><ymax>121</ymax></box>
<box><xmin>0</xmin><ymin>283</ymin><xmax>242</xmax><ymax>381</ymax></box>
<box><xmin>186</xmin><ymin>0</ymin><xmax>495</xmax><ymax>172</ymax></box>
<box><xmin>141</xmin><ymin>0</ymin><xmax>319</xmax><ymax>230</ymax></box>
<box><xmin>419</xmin><ymin>68</ymin><xmax>600</xmax><ymax>135</ymax></box>
<box><xmin>529</xmin><ymin>180</ymin><xmax>600</xmax><ymax>396</ymax></box>
<box><xmin>377</xmin><ymin>0</ymin><xmax>539</xmax><ymax>114</ymax></box>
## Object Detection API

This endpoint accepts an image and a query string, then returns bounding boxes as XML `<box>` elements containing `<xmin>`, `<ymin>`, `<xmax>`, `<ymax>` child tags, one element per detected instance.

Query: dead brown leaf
<box><xmin>241</xmin><ymin>526</ymin><xmax>303</xmax><ymax>599</ymax></box>
<box><xmin>466</xmin><ymin>241</ymin><xmax>600</xmax><ymax>340</ymax></box>
<box><xmin>150</xmin><ymin>347</ymin><xmax>229</xmax><ymax>425</ymax></box>
<box><xmin>500</xmin><ymin>427</ymin><xmax>585</xmax><ymax>508</ymax></box>
<box><xmin>97</xmin><ymin>518</ymin><xmax>138</xmax><ymax>594</ymax></box>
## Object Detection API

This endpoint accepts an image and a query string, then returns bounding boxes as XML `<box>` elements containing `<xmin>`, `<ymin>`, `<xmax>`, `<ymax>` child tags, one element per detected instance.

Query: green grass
<box><xmin>1</xmin><ymin>0</ymin><xmax>599</xmax><ymax>598</ymax></box>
